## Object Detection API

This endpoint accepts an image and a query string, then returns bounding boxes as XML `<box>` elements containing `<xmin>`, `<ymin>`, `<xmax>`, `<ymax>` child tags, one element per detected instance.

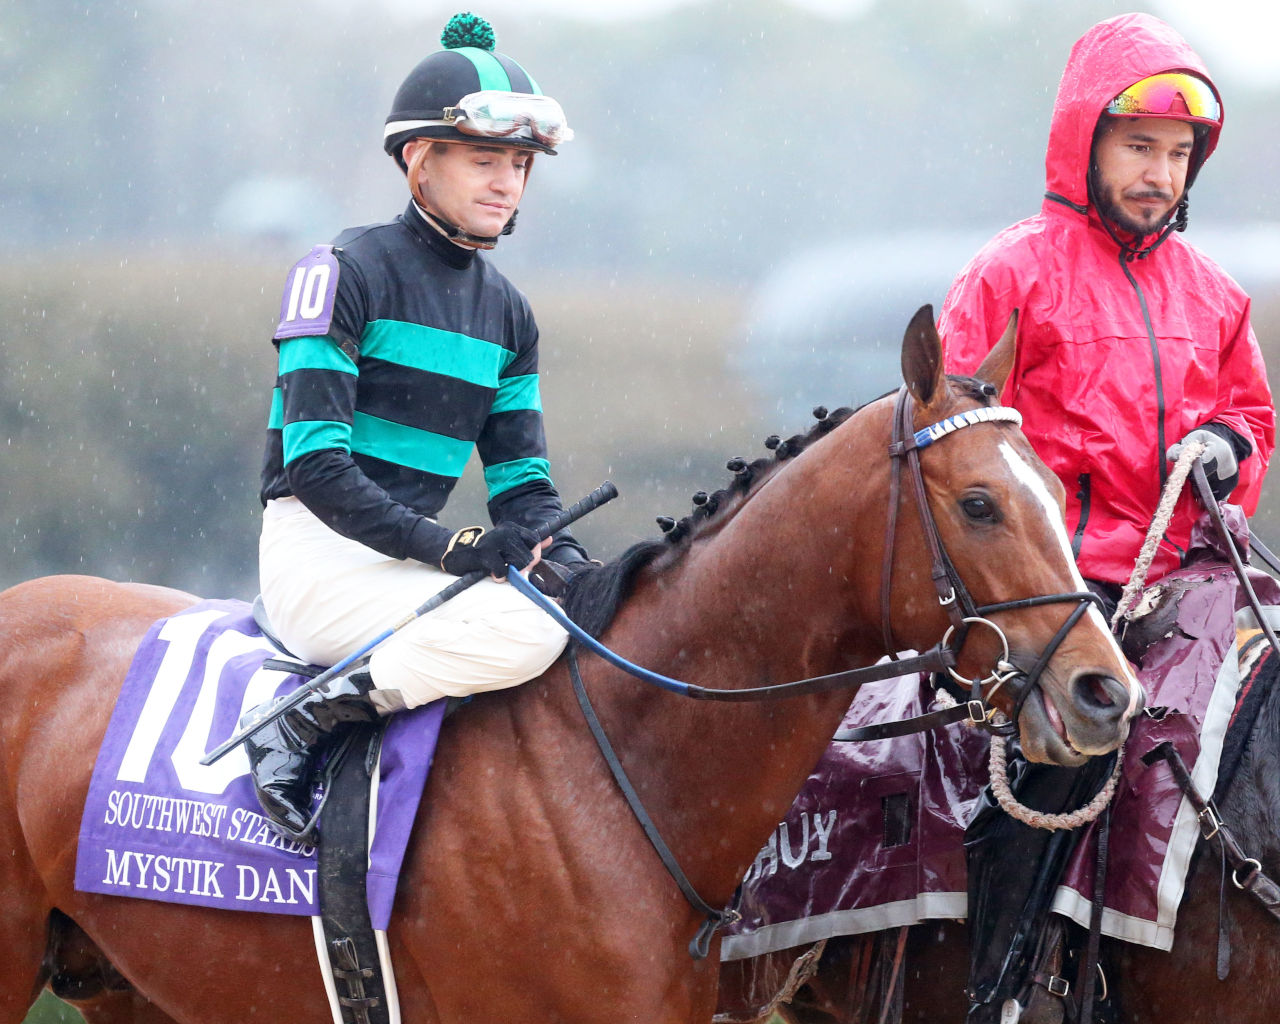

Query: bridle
<box><xmin>870</xmin><ymin>385</ymin><xmax>1110</xmax><ymax>739</ymax></box>
<box><xmin>505</xmin><ymin>383</ymin><xmax>1127</xmax><ymax>956</ymax></box>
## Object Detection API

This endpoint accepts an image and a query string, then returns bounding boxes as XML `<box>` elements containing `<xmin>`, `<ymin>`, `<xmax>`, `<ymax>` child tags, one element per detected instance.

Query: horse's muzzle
<box><xmin>1061</xmin><ymin>669</ymin><xmax>1141</xmax><ymax>754</ymax></box>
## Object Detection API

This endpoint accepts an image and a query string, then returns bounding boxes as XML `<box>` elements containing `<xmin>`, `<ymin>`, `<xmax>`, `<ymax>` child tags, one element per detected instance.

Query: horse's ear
<box><xmin>972</xmin><ymin>309</ymin><xmax>1018</xmax><ymax>395</ymax></box>
<box><xmin>901</xmin><ymin>304</ymin><xmax>945</xmax><ymax>409</ymax></box>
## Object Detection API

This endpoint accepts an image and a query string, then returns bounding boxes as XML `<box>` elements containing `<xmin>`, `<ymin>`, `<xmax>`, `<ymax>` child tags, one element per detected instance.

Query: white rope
<box><xmin>931</xmin><ymin>691</ymin><xmax>1122</xmax><ymax>830</ymax></box>
<box><xmin>989</xmin><ymin>724</ymin><xmax>1124</xmax><ymax>830</ymax></box>
<box><xmin>1110</xmin><ymin>440</ymin><xmax>1207</xmax><ymax>630</ymax></box>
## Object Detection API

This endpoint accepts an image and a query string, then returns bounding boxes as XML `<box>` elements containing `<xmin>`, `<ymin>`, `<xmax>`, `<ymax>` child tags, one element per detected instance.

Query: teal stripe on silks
<box><xmin>484</xmin><ymin>457</ymin><xmax>552</xmax><ymax>499</ymax></box>
<box><xmin>361</xmin><ymin>320</ymin><xmax>515</xmax><ymax>387</ymax></box>
<box><xmin>268</xmin><ymin>388</ymin><xmax>283</xmax><ymax>429</ymax></box>
<box><xmin>490</xmin><ymin>373</ymin><xmax>542</xmax><ymax>414</ymax></box>
<box><xmin>454</xmin><ymin>46</ymin><xmax>513</xmax><ymax>93</ymax></box>
<box><xmin>278</xmin><ymin>335</ymin><xmax>357</xmax><ymax>375</ymax></box>
<box><xmin>351</xmin><ymin>411</ymin><xmax>473</xmax><ymax>479</ymax></box>
<box><xmin>283</xmin><ymin>419</ymin><xmax>352</xmax><ymax>464</ymax></box>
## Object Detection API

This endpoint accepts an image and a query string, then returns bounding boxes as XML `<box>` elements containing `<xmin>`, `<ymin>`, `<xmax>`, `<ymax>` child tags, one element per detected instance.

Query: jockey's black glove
<box><xmin>1167</xmin><ymin>426</ymin><xmax>1240</xmax><ymax>501</ymax></box>
<box><xmin>440</xmin><ymin>522</ymin><xmax>540</xmax><ymax>579</ymax></box>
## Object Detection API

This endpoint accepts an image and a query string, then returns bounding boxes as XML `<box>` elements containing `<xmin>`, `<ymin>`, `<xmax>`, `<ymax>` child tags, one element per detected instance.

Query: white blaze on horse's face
<box><xmin>997</xmin><ymin>442</ymin><xmax>1143</xmax><ymax>714</ymax></box>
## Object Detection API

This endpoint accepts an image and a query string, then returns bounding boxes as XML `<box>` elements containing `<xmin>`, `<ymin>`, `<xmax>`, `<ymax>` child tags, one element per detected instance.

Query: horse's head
<box><xmin>885</xmin><ymin>305</ymin><xmax>1142</xmax><ymax>765</ymax></box>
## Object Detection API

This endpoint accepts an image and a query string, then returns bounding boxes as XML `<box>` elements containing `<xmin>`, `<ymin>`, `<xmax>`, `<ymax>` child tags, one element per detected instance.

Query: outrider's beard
<box><xmin>1089</xmin><ymin>167</ymin><xmax>1178</xmax><ymax>238</ymax></box>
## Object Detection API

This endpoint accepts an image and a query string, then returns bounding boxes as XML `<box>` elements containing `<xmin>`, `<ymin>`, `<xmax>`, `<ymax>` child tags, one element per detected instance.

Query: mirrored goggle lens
<box><xmin>447</xmin><ymin>91</ymin><xmax>574</xmax><ymax>146</ymax></box>
<box><xmin>1106</xmin><ymin>72</ymin><xmax>1220</xmax><ymax>124</ymax></box>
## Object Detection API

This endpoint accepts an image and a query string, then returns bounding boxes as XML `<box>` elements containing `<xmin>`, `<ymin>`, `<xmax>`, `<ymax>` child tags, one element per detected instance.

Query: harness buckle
<box><xmin>1046</xmin><ymin>975</ymin><xmax>1070</xmax><ymax>998</ymax></box>
<box><xmin>1232</xmin><ymin>857</ymin><xmax>1262</xmax><ymax>890</ymax></box>
<box><xmin>1198</xmin><ymin>804</ymin><xmax>1222</xmax><ymax>841</ymax></box>
<box><xmin>938</xmin><ymin>585</ymin><xmax>957</xmax><ymax>607</ymax></box>
<box><xmin>966</xmin><ymin>699</ymin><xmax>988</xmax><ymax>725</ymax></box>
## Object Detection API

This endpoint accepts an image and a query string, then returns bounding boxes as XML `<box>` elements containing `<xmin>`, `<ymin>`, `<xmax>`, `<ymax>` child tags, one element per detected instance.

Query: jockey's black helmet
<box><xmin>383</xmin><ymin>12</ymin><xmax>562</xmax><ymax>171</ymax></box>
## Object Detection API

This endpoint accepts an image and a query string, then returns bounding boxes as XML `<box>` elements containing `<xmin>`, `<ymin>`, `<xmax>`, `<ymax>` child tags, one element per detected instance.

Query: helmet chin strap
<box><xmin>410</xmin><ymin>196</ymin><xmax>508</xmax><ymax>251</ymax></box>
<box><xmin>1086</xmin><ymin>170</ymin><xmax>1187</xmax><ymax>262</ymax></box>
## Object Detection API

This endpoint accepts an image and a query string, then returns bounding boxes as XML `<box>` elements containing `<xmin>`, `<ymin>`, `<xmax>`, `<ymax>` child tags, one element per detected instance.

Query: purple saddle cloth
<box><xmin>74</xmin><ymin>599</ymin><xmax>444</xmax><ymax>929</ymax></box>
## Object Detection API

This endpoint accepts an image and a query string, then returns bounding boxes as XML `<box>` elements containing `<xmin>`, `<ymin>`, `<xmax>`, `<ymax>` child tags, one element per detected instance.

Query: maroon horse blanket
<box><xmin>722</xmin><ymin>517</ymin><xmax>1280</xmax><ymax>960</ymax></box>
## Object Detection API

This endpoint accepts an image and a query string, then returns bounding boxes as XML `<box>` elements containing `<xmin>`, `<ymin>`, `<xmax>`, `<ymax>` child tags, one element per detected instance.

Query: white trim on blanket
<box><xmin>721</xmin><ymin>893</ymin><xmax>968</xmax><ymax>962</ymax></box>
<box><xmin>1050</xmin><ymin>625</ymin><xmax>1242</xmax><ymax>950</ymax></box>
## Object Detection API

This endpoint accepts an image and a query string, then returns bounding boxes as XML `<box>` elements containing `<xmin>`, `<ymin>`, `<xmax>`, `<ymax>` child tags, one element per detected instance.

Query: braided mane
<box><xmin>563</xmin><ymin>404</ymin><xmax>856</xmax><ymax>638</ymax></box>
<box><xmin>562</xmin><ymin>378</ymin><xmax>1001</xmax><ymax>639</ymax></box>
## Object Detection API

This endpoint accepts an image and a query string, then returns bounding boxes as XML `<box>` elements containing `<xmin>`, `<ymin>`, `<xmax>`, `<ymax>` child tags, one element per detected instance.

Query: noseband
<box><xmin>880</xmin><ymin>385</ymin><xmax>1105</xmax><ymax>736</ymax></box>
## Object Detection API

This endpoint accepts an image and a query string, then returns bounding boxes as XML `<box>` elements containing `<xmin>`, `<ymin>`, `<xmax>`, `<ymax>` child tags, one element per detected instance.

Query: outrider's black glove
<box><xmin>440</xmin><ymin>522</ymin><xmax>540</xmax><ymax>578</ymax></box>
<box><xmin>1167</xmin><ymin>426</ymin><xmax>1240</xmax><ymax>501</ymax></box>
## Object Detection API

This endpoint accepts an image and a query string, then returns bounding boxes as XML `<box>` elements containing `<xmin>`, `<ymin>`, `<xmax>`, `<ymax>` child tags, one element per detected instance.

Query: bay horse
<box><xmin>0</xmin><ymin>307</ymin><xmax>1139</xmax><ymax>1024</ymax></box>
<box><xmin>725</xmin><ymin>643</ymin><xmax>1280</xmax><ymax>1024</ymax></box>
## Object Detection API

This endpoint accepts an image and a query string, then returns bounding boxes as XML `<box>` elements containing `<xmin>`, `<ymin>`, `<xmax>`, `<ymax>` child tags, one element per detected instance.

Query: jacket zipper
<box><xmin>1119</xmin><ymin>255</ymin><xmax>1168</xmax><ymax>488</ymax></box>
<box><xmin>1072</xmin><ymin>473</ymin><xmax>1091</xmax><ymax>559</ymax></box>
<box><xmin>1119</xmin><ymin>254</ymin><xmax>1186</xmax><ymax>562</ymax></box>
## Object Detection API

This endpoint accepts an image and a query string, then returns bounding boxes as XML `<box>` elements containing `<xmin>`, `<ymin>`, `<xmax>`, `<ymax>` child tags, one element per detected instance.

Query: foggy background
<box><xmin>5</xmin><ymin>0</ymin><xmax>1280</xmax><ymax>601</ymax></box>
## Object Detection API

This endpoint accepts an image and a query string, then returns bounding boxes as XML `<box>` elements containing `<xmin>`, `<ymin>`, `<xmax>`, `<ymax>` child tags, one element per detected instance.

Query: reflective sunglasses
<box><xmin>1106</xmin><ymin>72</ymin><xmax>1221</xmax><ymax>125</ymax></box>
<box><xmin>443</xmin><ymin>91</ymin><xmax>574</xmax><ymax>147</ymax></box>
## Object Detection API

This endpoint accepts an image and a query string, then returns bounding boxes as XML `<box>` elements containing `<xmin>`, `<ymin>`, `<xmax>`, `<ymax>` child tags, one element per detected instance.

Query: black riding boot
<box><xmin>964</xmin><ymin>744</ymin><xmax>1115</xmax><ymax>1023</ymax></box>
<box><xmin>241</xmin><ymin>669</ymin><xmax>381</xmax><ymax>842</ymax></box>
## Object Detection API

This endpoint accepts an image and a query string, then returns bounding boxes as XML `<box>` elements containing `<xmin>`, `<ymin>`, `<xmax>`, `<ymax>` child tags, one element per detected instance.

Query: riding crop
<box><xmin>200</xmin><ymin>480</ymin><xmax>618</xmax><ymax>766</ymax></box>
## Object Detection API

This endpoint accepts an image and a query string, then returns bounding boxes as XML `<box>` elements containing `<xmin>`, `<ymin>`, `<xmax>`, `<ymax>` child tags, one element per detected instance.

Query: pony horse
<box><xmin>0</xmin><ymin>307</ymin><xmax>1138</xmax><ymax>1024</ymax></box>
<box><xmin>719</xmin><ymin>629</ymin><xmax>1280</xmax><ymax>1024</ymax></box>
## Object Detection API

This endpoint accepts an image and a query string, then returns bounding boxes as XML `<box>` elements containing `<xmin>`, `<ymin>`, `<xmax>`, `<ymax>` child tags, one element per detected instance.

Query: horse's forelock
<box><xmin>947</xmin><ymin>375</ymin><xmax>1002</xmax><ymax>406</ymax></box>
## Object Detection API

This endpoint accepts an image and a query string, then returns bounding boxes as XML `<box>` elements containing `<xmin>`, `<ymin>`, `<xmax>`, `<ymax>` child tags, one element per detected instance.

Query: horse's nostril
<box><xmin>1075</xmin><ymin>673</ymin><xmax>1119</xmax><ymax>710</ymax></box>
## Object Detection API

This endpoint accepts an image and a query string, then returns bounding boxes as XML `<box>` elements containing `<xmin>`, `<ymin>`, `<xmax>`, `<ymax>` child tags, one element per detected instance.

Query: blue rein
<box><xmin>506</xmin><ymin>567</ymin><xmax>958</xmax><ymax>701</ymax></box>
<box><xmin>506</xmin><ymin>569</ymin><xmax>694</xmax><ymax>694</ymax></box>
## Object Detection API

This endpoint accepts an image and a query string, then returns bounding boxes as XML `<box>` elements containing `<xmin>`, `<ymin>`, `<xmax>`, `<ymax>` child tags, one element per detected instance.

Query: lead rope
<box><xmin>1111</xmin><ymin>440</ymin><xmax>1207</xmax><ymax>630</ymax></box>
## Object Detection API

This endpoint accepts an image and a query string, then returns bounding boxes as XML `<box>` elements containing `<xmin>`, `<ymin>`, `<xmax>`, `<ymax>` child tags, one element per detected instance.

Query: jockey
<box><xmin>939</xmin><ymin>13</ymin><xmax>1274</xmax><ymax>1021</ymax></box>
<box><xmin>247</xmin><ymin>12</ymin><xmax>591</xmax><ymax>842</ymax></box>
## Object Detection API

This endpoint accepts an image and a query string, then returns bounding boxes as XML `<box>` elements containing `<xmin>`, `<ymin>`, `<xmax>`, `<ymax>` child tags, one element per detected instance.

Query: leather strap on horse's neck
<box><xmin>1141</xmin><ymin>741</ymin><xmax>1280</xmax><ymax>923</ymax></box>
<box><xmin>880</xmin><ymin>390</ymin><xmax>908</xmax><ymax>654</ymax></box>
<box><xmin>566</xmin><ymin>644</ymin><xmax>738</xmax><ymax>959</ymax></box>
<box><xmin>1190</xmin><ymin>462</ymin><xmax>1280</xmax><ymax>668</ymax></box>
<box><xmin>1075</xmin><ymin>805</ymin><xmax>1112</xmax><ymax>1024</ymax></box>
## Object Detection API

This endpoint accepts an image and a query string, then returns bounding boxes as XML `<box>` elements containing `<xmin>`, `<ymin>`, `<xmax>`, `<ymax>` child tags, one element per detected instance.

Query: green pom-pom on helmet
<box><xmin>440</xmin><ymin>11</ymin><xmax>496</xmax><ymax>52</ymax></box>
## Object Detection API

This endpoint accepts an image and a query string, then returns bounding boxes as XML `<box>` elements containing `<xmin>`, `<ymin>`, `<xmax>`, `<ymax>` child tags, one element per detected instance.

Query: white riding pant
<box><xmin>259</xmin><ymin>497</ymin><xmax>568</xmax><ymax>711</ymax></box>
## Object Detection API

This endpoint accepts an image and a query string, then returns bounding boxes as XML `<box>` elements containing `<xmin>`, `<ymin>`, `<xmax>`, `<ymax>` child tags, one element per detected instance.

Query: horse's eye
<box><xmin>960</xmin><ymin>495</ymin><xmax>998</xmax><ymax>522</ymax></box>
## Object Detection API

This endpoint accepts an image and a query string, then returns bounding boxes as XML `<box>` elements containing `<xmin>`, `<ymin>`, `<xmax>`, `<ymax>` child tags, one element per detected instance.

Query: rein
<box><xmin>509</xmin><ymin>387</ymin><xmax>1112</xmax><ymax>958</ymax></box>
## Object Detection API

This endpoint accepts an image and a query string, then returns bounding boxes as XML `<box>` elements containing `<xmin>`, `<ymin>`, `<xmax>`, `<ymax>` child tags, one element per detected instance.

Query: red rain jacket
<box><xmin>940</xmin><ymin>13</ymin><xmax>1273</xmax><ymax>586</ymax></box>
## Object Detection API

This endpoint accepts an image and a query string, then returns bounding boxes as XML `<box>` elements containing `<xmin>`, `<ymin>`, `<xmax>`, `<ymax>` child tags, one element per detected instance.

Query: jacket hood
<box><xmin>1045</xmin><ymin>13</ymin><xmax>1222</xmax><ymax>208</ymax></box>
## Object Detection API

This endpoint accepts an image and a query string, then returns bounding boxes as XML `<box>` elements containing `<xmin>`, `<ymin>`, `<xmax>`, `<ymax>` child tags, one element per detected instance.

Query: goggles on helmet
<box><xmin>1106</xmin><ymin>72</ymin><xmax>1221</xmax><ymax>126</ymax></box>
<box><xmin>442</xmin><ymin>91</ymin><xmax>574</xmax><ymax>147</ymax></box>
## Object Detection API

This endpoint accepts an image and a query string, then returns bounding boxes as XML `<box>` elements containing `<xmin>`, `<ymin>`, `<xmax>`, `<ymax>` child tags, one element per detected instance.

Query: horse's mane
<box><xmin>563</xmin><ymin>404</ymin><xmax>853</xmax><ymax>635</ymax></box>
<box><xmin>562</xmin><ymin>378</ymin><xmax>1000</xmax><ymax>638</ymax></box>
